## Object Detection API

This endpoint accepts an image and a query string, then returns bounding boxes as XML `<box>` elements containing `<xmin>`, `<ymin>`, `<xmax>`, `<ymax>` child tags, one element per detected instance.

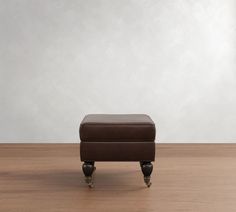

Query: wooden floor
<box><xmin>1</xmin><ymin>144</ymin><xmax>236</xmax><ymax>212</ymax></box>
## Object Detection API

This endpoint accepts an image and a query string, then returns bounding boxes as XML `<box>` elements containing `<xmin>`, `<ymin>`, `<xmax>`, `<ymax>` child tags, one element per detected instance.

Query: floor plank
<box><xmin>0</xmin><ymin>144</ymin><xmax>236</xmax><ymax>212</ymax></box>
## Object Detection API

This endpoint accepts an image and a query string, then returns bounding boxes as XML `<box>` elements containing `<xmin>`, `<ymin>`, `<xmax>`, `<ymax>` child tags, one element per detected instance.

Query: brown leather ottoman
<box><xmin>79</xmin><ymin>114</ymin><xmax>156</xmax><ymax>187</ymax></box>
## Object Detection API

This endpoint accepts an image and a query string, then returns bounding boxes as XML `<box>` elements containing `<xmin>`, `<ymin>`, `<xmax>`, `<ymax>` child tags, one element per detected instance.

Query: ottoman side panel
<box><xmin>80</xmin><ymin>142</ymin><xmax>155</xmax><ymax>162</ymax></box>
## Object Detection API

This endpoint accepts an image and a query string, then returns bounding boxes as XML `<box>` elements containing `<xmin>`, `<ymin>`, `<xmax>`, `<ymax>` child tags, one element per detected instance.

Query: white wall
<box><xmin>0</xmin><ymin>0</ymin><xmax>236</xmax><ymax>143</ymax></box>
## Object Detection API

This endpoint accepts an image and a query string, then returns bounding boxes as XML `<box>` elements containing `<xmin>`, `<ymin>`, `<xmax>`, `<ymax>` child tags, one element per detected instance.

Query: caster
<box><xmin>144</xmin><ymin>176</ymin><xmax>152</xmax><ymax>187</ymax></box>
<box><xmin>85</xmin><ymin>176</ymin><xmax>94</xmax><ymax>188</ymax></box>
<box><xmin>88</xmin><ymin>183</ymin><xmax>94</xmax><ymax>188</ymax></box>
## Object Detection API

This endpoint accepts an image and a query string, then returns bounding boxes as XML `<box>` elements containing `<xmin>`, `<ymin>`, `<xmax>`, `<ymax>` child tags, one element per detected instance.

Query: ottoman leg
<box><xmin>82</xmin><ymin>161</ymin><xmax>96</xmax><ymax>188</ymax></box>
<box><xmin>140</xmin><ymin>161</ymin><xmax>153</xmax><ymax>187</ymax></box>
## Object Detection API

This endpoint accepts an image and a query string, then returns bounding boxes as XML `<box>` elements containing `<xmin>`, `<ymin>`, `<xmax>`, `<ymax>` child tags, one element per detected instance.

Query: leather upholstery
<box><xmin>80</xmin><ymin>114</ymin><xmax>156</xmax><ymax>162</ymax></box>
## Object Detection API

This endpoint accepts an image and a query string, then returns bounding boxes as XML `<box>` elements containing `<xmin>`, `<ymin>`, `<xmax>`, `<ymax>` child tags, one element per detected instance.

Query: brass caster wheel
<box><xmin>85</xmin><ymin>176</ymin><xmax>94</xmax><ymax>188</ymax></box>
<box><xmin>144</xmin><ymin>176</ymin><xmax>152</xmax><ymax>187</ymax></box>
<box><xmin>88</xmin><ymin>182</ymin><xmax>94</xmax><ymax>188</ymax></box>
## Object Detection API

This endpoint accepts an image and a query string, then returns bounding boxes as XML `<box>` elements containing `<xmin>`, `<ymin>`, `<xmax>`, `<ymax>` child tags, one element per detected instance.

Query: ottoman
<box><xmin>79</xmin><ymin>114</ymin><xmax>156</xmax><ymax>187</ymax></box>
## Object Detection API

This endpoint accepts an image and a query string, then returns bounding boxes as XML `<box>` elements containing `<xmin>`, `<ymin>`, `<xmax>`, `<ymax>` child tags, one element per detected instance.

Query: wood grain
<box><xmin>0</xmin><ymin>144</ymin><xmax>236</xmax><ymax>212</ymax></box>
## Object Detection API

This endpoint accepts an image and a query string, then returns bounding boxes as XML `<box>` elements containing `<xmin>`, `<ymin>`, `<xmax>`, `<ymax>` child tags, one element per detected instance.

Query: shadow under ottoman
<box><xmin>79</xmin><ymin>114</ymin><xmax>156</xmax><ymax>187</ymax></box>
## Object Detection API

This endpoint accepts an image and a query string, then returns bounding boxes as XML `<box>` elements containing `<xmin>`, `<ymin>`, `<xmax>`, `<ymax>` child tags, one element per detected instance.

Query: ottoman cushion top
<box><xmin>80</xmin><ymin>114</ymin><xmax>155</xmax><ymax>142</ymax></box>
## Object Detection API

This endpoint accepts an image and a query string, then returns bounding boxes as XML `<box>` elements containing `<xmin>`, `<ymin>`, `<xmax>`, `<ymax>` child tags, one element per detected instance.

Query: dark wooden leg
<box><xmin>140</xmin><ymin>161</ymin><xmax>153</xmax><ymax>187</ymax></box>
<box><xmin>82</xmin><ymin>161</ymin><xmax>96</xmax><ymax>188</ymax></box>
